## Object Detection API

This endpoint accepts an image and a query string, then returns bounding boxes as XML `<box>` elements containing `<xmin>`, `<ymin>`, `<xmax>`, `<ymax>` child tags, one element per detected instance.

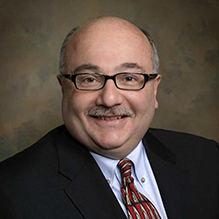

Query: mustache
<box><xmin>85</xmin><ymin>106</ymin><xmax>134</xmax><ymax>117</ymax></box>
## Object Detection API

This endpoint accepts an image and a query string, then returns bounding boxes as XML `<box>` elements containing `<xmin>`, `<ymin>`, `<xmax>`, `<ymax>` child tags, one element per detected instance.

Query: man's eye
<box><xmin>121</xmin><ymin>75</ymin><xmax>139</xmax><ymax>82</ymax></box>
<box><xmin>124</xmin><ymin>76</ymin><xmax>137</xmax><ymax>81</ymax></box>
<box><xmin>83</xmin><ymin>77</ymin><xmax>96</xmax><ymax>83</ymax></box>
<box><xmin>79</xmin><ymin>76</ymin><xmax>98</xmax><ymax>83</ymax></box>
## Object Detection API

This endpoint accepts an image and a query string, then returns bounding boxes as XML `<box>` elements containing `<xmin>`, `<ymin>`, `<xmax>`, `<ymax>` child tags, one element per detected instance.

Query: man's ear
<box><xmin>57</xmin><ymin>74</ymin><xmax>63</xmax><ymax>86</ymax></box>
<box><xmin>154</xmin><ymin>74</ymin><xmax>161</xmax><ymax>109</ymax></box>
<box><xmin>57</xmin><ymin>74</ymin><xmax>64</xmax><ymax>93</ymax></box>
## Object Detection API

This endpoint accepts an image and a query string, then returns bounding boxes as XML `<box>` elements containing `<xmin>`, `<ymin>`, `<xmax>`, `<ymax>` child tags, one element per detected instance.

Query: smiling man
<box><xmin>0</xmin><ymin>17</ymin><xmax>218</xmax><ymax>219</ymax></box>
<box><xmin>57</xmin><ymin>17</ymin><xmax>161</xmax><ymax>160</ymax></box>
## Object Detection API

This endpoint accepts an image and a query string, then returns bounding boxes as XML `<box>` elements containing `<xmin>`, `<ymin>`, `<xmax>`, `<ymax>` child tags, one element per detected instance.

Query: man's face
<box><xmin>58</xmin><ymin>19</ymin><xmax>161</xmax><ymax>159</ymax></box>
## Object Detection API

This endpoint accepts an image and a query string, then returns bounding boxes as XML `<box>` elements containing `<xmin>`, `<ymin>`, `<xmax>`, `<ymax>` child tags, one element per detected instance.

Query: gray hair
<box><xmin>59</xmin><ymin>27</ymin><xmax>159</xmax><ymax>75</ymax></box>
<box><xmin>140</xmin><ymin>29</ymin><xmax>159</xmax><ymax>73</ymax></box>
<box><xmin>59</xmin><ymin>27</ymin><xmax>79</xmax><ymax>75</ymax></box>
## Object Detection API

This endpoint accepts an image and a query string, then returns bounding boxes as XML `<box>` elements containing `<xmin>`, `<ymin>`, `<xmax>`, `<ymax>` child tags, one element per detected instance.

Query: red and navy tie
<box><xmin>118</xmin><ymin>158</ymin><xmax>161</xmax><ymax>219</ymax></box>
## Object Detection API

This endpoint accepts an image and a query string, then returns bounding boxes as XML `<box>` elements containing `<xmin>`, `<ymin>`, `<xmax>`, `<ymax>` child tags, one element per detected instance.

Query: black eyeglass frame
<box><xmin>62</xmin><ymin>72</ymin><xmax>158</xmax><ymax>91</ymax></box>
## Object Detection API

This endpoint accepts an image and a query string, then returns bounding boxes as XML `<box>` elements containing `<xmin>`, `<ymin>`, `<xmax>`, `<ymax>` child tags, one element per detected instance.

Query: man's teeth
<box><xmin>98</xmin><ymin>116</ymin><xmax>122</xmax><ymax>120</ymax></box>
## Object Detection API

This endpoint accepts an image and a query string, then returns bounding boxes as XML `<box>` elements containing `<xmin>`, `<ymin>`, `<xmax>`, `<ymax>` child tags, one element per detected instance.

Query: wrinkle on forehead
<box><xmin>70</xmin><ymin>62</ymin><xmax>147</xmax><ymax>74</ymax></box>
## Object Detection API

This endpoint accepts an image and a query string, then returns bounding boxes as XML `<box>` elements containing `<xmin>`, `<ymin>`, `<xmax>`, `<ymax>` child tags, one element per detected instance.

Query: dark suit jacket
<box><xmin>0</xmin><ymin>125</ymin><xmax>218</xmax><ymax>219</ymax></box>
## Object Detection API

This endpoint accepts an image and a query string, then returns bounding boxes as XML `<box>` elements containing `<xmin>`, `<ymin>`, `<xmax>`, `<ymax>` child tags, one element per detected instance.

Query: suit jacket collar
<box><xmin>56</xmin><ymin>126</ymin><xmax>126</xmax><ymax>219</ymax></box>
<box><xmin>143</xmin><ymin>130</ymin><xmax>192</xmax><ymax>218</ymax></box>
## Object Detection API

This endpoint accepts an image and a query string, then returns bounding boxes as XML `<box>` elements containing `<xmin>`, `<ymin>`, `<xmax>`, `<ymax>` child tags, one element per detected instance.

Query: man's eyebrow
<box><xmin>117</xmin><ymin>62</ymin><xmax>146</xmax><ymax>72</ymax></box>
<box><xmin>72</xmin><ymin>64</ymin><xmax>100</xmax><ymax>73</ymax></box>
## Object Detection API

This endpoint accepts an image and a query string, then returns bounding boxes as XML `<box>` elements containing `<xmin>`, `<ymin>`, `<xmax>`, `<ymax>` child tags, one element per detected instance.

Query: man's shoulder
<box><xmin>1</xmin><ymin>125</ymin><xmax>64</xmax><ymax>159</ymax></box>
<box><xmin>0</xmin><ymin>125</ymin><xmax>66</xmax><ymax>180</ymax></box>
<box><xmin>147</xmin><ymin>127</ymin><xmax>219</xmax><ymax>155</ymax></box>
<box><xmin>147</xmin><ymin>127</ymin><xmax>217</xmax><ymax>143</ymax></box>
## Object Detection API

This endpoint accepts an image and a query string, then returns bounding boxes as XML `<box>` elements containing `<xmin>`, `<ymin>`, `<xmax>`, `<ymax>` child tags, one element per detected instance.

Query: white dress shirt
<box><xmin>90</xmin><ymin>141</ymin><xmax>168</xmax><ymax>218</ymax></box>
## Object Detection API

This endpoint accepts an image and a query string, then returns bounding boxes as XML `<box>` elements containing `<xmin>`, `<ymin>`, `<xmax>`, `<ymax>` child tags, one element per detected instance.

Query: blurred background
<box><xmin>0</xmin><ymin>0</ymin><xmax>219</xmax><ymax>161</ymax></box>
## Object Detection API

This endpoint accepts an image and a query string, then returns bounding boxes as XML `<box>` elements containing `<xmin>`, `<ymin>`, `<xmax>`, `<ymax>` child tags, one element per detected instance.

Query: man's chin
<box><xmin>90</xmin><ymin>139</ymin><xmax>133</xmax><ymax>159</ymax></box>
<box><xmin>95</xmin><ymin>141</ymin><xmax>123</xmax><ymax>151</ymax></box>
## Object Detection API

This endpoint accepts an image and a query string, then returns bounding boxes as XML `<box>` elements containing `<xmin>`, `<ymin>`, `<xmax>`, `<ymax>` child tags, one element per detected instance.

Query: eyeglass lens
<box><xmin>75</xmin><ymin>73</ymin><xmax>145</xmax><ymax>90</ymax></box>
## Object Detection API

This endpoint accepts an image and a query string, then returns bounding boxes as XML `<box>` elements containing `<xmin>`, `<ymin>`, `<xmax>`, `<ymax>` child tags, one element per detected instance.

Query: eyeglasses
<box><xmin>62</xmin><ymin>72</ymin><xmax>158</xmax><ymax>91</ymax></box>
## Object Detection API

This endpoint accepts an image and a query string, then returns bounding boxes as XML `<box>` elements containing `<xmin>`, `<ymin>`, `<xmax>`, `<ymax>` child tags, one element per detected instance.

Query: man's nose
<box><xmin>95</xmin><ymin>80</ymin><xmax>123</xmax><ymax>107</ymax></box>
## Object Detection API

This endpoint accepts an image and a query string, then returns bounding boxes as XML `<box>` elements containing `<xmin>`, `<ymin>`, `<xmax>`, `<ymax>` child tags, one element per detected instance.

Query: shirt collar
<box><xmin>90</xmin><ymin>151</ymin><xmax>119</xmax><ymax>184</ymax></box>
<box><xmin>90</xmin><ymin>141</ymin><xmax>145</xmax><ymax>184</ymax></box>
<box><xmin>127</xmin><ymin>141</ymin><xmax>146</xmax><ymax>182</ymax></box>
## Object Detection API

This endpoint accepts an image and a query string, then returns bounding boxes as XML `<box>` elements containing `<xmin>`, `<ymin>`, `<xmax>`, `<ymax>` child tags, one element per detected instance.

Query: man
<box><xmin>0</xmin><ymin>17</ymin><xmax>218</xmax><ymax>219</ymax></box>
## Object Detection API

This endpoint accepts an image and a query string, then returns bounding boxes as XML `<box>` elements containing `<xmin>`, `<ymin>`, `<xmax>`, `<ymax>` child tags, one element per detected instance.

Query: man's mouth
<box><xmin>97</xmin><ymin>116</ymin><xmax>123</xmax><ymax>120</ymax></box>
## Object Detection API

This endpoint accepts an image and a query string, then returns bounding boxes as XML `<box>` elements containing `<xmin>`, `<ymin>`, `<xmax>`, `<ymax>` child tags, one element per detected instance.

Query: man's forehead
<box><xmin>76</xmin><ymin>17</ymin><xmax>140</xmax><ymax>35</ymax></box>
<box><xmin>67</xmin><ymin>17</ymin><xmax>148</xmax><ymax>49</ymax></box>
<box><xmin>64</xmin><ymin>17</ymin><xmax>153</xmax><ymax>74</ymax></box>
<box><xmin>71</xmin><ymin>62</ymin><xmax>147</xmax><ymax>74</ymax></box>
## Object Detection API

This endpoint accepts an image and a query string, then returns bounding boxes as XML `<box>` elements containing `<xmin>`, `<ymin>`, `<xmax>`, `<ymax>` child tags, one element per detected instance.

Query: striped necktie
<box><xmin>118</xmin><ymin>158</ymin><xmax>161</xmax><ymax>219</ymax></box>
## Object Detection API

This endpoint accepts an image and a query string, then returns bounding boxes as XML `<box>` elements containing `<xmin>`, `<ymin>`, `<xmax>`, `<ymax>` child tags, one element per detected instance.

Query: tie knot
<box><xmin>117</xmin><ymin>158</ymin><xmax>132</xmax><ymax>177</ymax></box>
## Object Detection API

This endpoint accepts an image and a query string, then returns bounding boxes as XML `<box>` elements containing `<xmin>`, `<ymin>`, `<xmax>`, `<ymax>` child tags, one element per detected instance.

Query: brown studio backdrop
<box><xmin>0</xmin><ymin>0</ymin><xmax>219</xmax><ymax>161</ymax></box>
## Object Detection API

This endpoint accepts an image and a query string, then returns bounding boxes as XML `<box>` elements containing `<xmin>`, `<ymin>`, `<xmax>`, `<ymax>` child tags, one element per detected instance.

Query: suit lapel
<box><xmin>56</xmin><ymin>126</ymin><xmax>126</xmax><ymax>219</ymax></box>
<box><xmin>143</xmin><ymin>131</ymin><xmax>192</xmax><ymax>218</ymax></box>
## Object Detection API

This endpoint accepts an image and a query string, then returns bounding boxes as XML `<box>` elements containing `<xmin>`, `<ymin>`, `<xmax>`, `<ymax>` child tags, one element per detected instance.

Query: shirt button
<box><xmin>141</xmin><ymin>177</ymin><xmax>145</xmax><ymax>183</ymax></box>
<box><xmin>107</xmin><ymin>179</ymin><xmax>111</xmax><ymax>184</ymax></box>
